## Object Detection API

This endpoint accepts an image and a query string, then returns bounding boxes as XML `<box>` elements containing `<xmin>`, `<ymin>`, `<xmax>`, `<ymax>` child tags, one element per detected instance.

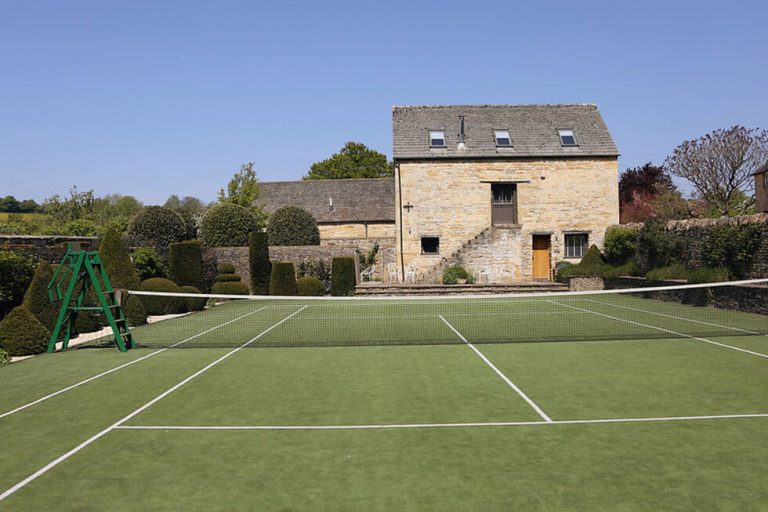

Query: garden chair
<box><xmin>476</xmin><ymin>267</ymin><xmax>492</xmax><ymax>284</ymax></box>
<box><xmin>360</xmin><ymin>265</ymin><xmax>375</xmax><ymax>282</ymax></box>
<box><xmin>404</xmin><ymin>264</ymin><xmax>417</xmax><ymax>284</ymax></box>
<box><xmin>497</xmin><ymin>265</ymin><xmax>513</xmax><ymax>283</ymax></box>
<box><xmin>387</xmin><ymin>263</ymin><xmax>400</xmax><ymax>284</ymax></box>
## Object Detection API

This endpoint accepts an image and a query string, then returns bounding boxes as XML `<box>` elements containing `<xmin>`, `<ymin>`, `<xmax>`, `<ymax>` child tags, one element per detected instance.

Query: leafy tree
<box><xmin>165</xmin><ymin>195</ymin><xmax>206</xmax><ymax>214</ymax></box>
<box><xmin>304</xmin><ymin>142</ymin><xmax>394</xmax><ymax>180</ymax></box>
<box><xmin>619</xmin><ymin>163</ymin><xmax>686</xmax><ymax>223</ymax></box>
<box><xmin>664</xmin><ymin>126</ymin><xmax>768</xmax><ymax>216</ymax></box>
<box><xmin>42</xmin><ymin>186</ymin><xmax>95</xmax><ymax>223</ymax></box>
<box><xmin>0</xmin><ymin>196</ymin><xmax>21</xmax><ymax>213</ymax></box>
<box><xmin>18</xmin><ymin>199</ymin><xmax>39</xmax><ymax>212</ymax></box>
<box><xmin>218</xmin><ymin>162</ymin><xmax>266</xmax><ymax>224</ymax></box>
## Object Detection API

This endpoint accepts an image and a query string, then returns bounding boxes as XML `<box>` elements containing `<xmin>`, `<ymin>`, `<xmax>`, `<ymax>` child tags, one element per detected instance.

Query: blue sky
<box><xmin>1</xmin><ymin>0</ymin><xmax>766</xmax><ymax>204</ymax></box>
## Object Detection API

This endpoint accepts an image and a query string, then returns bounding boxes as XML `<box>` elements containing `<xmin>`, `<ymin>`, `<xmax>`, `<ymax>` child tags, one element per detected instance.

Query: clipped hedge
<box><xmin>216</xmin><ymin>274</ymin><xmax>242</xmax><ymax>282</ymax></box>
<box><xmin>22</xmin><ymin>260</ymin><xmax>58</xmax><ymax>331</ymax></box>
<box><xmin>442</xmin><ymin>265</ymin><xmax>472</xmax><ymax>285</ymax></box>
<box><xmin>267</xmin><ymin>207</ymin><xmax>320</xmax><ymax>246</ymax></box>
<box><xmin>269</xmin><ymin>262</ymin><xmax>298</xmax><ymax>296</ymax></box>
<box><xmin>179</xmin><ymin>285</ymin><xmax>207</xmax><ymax>311</ymax></box>
<box><xmin>249</xmin><ymin>231</ymin><xmax>271</xmax><ymax>295</ymax></box>
<box><xmin>0</xmin><ymin>250</ymin><xmax>36</xmax><ymax>321</ymax></box>
<box><xmin>645</xmin><ymin>263</ymin><xmax>689</xmax><ymax>283</ymax></box>
<box><xmin>0</xmin><ymin>305</ymin><xmax>50</xmax><ymax>356</ymax></box>
<box><xmin>688</xmin><ymin>267</ymin><xmax>732</xmax><ymax>284</ymax></box>
<box><xmin>200</xmin><ymin>203</ymin><xmax>258</xmax><ymax>247</ymax></box>
<box><xmin>128</xmin><ymin>206</ymin><xmax>188</xmax><ymax>250</ymax></box>
<box><xmin>297</xmin><ymin>276</ymin><xmax>325</xmax><ymax>296</ymax></box>
<box><xmin>169</xmin><ymin>240</ymin><xmax>204</xmax><ymax>290</ymax></box>
<box><xmin>139</xmin><ymin>278</ymin><xmax>188</xmax><ymax>315</ymax></box>
<box><xmin>331</xmin><ymin>257</ymin><xmax>356</xmax><ymax>296</ymax></box>
<box><xmin>218</xmin><ymin>262</ymin><xmax>236</xmax><ymax>274</ymax></box>
<box><xmin>211</xmin><ymin>281</ymin><xmax>250</xmax><ymax>295</ymax></box>
<box><xmin>100</xmin><ymin>227</ymin><xmax>147</xmax><ymax>326</ymax></box>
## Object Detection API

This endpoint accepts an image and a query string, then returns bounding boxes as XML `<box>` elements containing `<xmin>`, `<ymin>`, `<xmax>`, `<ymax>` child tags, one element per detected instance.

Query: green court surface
<box><xmin>0</xmin><ymin>292</ymin><xmax>767</xmax><ymax>511</ymax></box>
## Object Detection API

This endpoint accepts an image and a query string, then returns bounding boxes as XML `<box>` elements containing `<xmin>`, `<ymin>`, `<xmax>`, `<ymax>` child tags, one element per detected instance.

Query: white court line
<box><xmin>0</xmin><ymin>305</ymin><xmax>307</xmax><ymax>502</ymax></box>
<box><xmin>0</xmin><ymin>306</ymin><xmax>269</xmax><ymax>421</ymax></box>
<box><xmin>114</xmin><ymin>412</ymin><xmax>768</xmax><ymax>431</ymax></box>
<box><xmin>584</xmin><ymin>298</ymin><xmax>763</xmax><ymax>336</ymax></box>
<box><xmin>549</xmin><ymin>300</ymin><xmax>768</xmax><ymax>359</ymax></box>
<box><xmin>439</xmin><ymin>315</ymin><xmax>553</xmax><ymax>423</ymax></box>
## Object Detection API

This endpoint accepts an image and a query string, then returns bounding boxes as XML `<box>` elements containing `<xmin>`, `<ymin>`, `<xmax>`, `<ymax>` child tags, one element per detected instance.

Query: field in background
<box><xmin>0</xmin><ymin>212</ymin><xmax>47</xmax><ymax>222</ymax></box>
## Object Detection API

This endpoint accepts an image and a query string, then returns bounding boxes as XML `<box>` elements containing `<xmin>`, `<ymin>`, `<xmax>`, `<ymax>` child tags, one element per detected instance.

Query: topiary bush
<box><xmin>0</xmin><ymin>349</ymin><xmax>9</xmax><ymax>366</ymax></box>
<box><xmin>139</xmin><ymin>278</ymin><xmax>188</xmax><ymax>315</ymax></box>
<box><xmin>688</xmin><ymin>267</ymin><xmax>732</xmax><ymax>284</ymax></box>
<box><xmin>199</xmin><ymin>203</ymin><xmax>258</xmax><ymax>247</ymax></box>
<box><xmin>269</xmin><ymin>262</ymin><xmax>298</xmax><ymax>296</ymax></box>
<box><xmin>128</xmin><ymin>206</ymin><xmax>188</xmax><ymax>251</ymax></box>
<box><xmin>297</xmin><ymin>276</ymin><xmax>325</xmax><ymax>296</ymax></box>
<box><xmin>131</xmin><ymin>247</ymin><xmax>168</xmax><ymax>281</ymax></box>
<box><xmin>211</xmin><ymin>281</ymin><xmax>250</xmax><ymax>295</ymax></box>
<box><xmin>0</xmin><ymin>250</ymin><xmax>36</xmax><ymax>321</ymax></box>
<box><xmin>216</xmin><ymin>273</ymin><xmax>242</xmax><ymax>282</ymax></box>
<box><xmin>297</xmin><ymin>260</ymin><xmax>331</xmax><ymax>283</ymax></box>
<box><xmin>442</xmin><ymin>265</ymin><xmax>473</xmax><ymax>285</ymax></box>
<box><xmin>218</xmin><ymin>262</ymin><xmax>236</xmax><ymax>274</ymax></box>
<box><xmin>331</xmin><ymin>257</ymin><xmax>356</xmax><ymax>296</ymax></box>
<box><xmin>267</xmin><ymin>207</ymin><xmax>320</xmax><ymax>246</ymax></box>
<box><xmin>179</xmin><ymin>285</ymin><xmax>207</xmax><ymax>311</ymax></box>
<box><xmin>558</xmin><ymin>245</ymin><xmax>610</xmax><ymax>278</ymax></box>
<box><xmin>0</xmin><ymin>305</ymin><xmax>50</xmax><ymax>356</ymax></box>
<box><xmin>169</xmin><ymin>240</ymin><xmax>204</xmax><ymax>290</ymax></box>
<box><xmin>22</xmin><ymin>260</ymin><xmax>58</xmax><ymax>331</ymax></box>
<box><xmin>100</xmin><ymin>227</ymin><xmax>147</xmax><ymax>326</ymax></box>
<box><xmin>249</xmin><ymin>231</ymin><xmax>271</xmax><ymax>295</ymax></box>
<box><xmin>604</xmin><ymin>226</ymin><xmax>639</xmax><ymax>265</ymax></box>
<box><xmin>645</xmin><ymin>263</ymin><xmax>689</xmax><ymax>282</ymax></box>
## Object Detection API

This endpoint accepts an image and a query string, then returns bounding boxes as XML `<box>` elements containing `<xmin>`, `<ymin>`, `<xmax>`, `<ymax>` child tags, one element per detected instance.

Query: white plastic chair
<box><xmin>387</xmin><ymin>263</ymin><xmax>400</xmax><ymax>284</ymax></box>
<box><xmin>477</xmin><ymin>268</ymin><xmax>492</xmax><ymax>284</ymax></box>
<box><xmin>360</xmin><ymin>265</ymin><xmax>375</xmax><ymax>282</ymax></box>
<box><xmin>404</xmin><ymin>264</ymin><xmax>417</xmax><ymax>284</ymax></box>
<box><xmin>497</xmin><ymin>265</ymin><xmax>513</xmax><ymax>283</ymax></box>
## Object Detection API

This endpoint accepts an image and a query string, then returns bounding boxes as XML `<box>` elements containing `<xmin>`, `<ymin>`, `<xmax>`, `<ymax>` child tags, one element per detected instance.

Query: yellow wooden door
<box><xmin>532</xmin><ymin>235</ymin><xmax>551</xmax><ymax>280</ymax></box>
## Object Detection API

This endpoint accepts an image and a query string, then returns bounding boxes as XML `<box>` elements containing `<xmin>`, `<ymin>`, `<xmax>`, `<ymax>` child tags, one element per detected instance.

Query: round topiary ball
<box><xmin>267</xmin><ymin>206</ymin><xmax>320</xmax><ymax>246</ymax></box>
<box><xmin>297</xmin><ymin>276</ymin><xmax>325</xmax><ymax>296</ymax></box>
<box><xmin>179</xmin><ymin>285</ymin><xmax>207</xmax><ymax>311</ymax></box>
<box><xmin>199</xmin><ymin>203</ymin><xmax>258</xmax><ymax>247</ymax></box>
<box><xmin>128</xmin><ymin>206</ymin><xmax>188</xmax><ymax>250</ymax></box>
<box><xmin>139</xmin><ymin>278</ymin><xmax>188</xmax><ymax>315</ymax></box>
<box><xmin>211</xmin><ymin>281</ymin><xmax>250</xmax><ymax>296</ymax></box>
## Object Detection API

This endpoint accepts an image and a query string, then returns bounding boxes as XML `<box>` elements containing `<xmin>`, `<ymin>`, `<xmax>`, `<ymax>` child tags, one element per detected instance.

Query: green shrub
<box><xmin>442</xmin><ymin>265</ymin><xmax>471</xmax><ymax>284</ymax></box>
<box><xmin>266</xmin><ymin>207</ymin><xmax>320</xmax><ymax>246</ymax></box>
<box><xmin>249</xmin><ymin>231</ymin><xmax>271</xmax><ymax>295</ymax></box>
<box><xmin>127</xmin><ymin>206</ymin><xmax>188</xmax><ymax>250</ymax></box>
<box><xmin>701</xmin><ymin>224</ymin><xmax>762</xmax><ymax>278</ymax></box>
<box><xmin>139</xmin><ymin>278</ymin><xmax>188</xmax><ymax>315</ymax></box>
<box><xmin>331</xmin><ymin>257</ymin><xmax>356</xmax><ymax>296</ymax></box>
<box><xmin>0</xmin><ymin>305</ymin><xmax>50</xmax><ymax>356</ymax></box>
<box><xmin>269</xmin><ymin>262</ymin><xmax>298</xmax><ymax>296</ymax></box>
<box><xmin>174</xmin><ymin>208</ymin><xmax>198</xmax><ymax>240</ymax></box>
<box><xmin>131</xmin><ymin>247</ymin><xmax>167</xmax><ymax>281</ymax></box>
<box><xmin>635</xmin><ymin>219</ymin><xmax>685</xmax><ymax>274</ymax></box>
<box><xmin>216</xmin><ymin>273</ymin><xmax>242</xmax><ymax>282</ymax></box>
<box><xmin>169</xmin><ymin>240</ymin><xmax>203</xmax><ymax>289</ymax></box>
<box><xmin>688</xmin><ymin>267</ymin><xmax>732</xmax><ymax>284</ymax></box>
<box><xmin>211</xmin><ymin>281</ymin><xmax>250</xmax><ymax>295</ymax></box>
<box><xmin>645</xmin><ymin>263</ymin><xmax>689</xmax><ymax>282</ymax></box>
<box><xmin>179</xmin><ymin>285</ymin><xmax>207</xmax><ymax>311</ymax></box>
<box><xmin>297</xmin><ymin>276</ymin><xmax>325</xmax><ymax>296</ymax></box>
<box><xmin>22</xmin><ymin>260</ymin><xmax>58</xmax><ymax>331</ymax></box>
<box><xmin>0</xmin><ymin>250</ymin><xmax>36</xmax><ymax>321</ymax></box>
<box><xmin>100</xmin><ymin>227</ymin><xmax>147</xmax><ymax>326</ymax></box>
<box><xmin>0</xmin><ymin>349</ymin><xmax>9</xmax><ymax>365</ymax></box>
<box><xmin>558</xmin><ymin>245</ymin><xmax>610</xmax><ymax>278</ymax></box>
<box><xmin>604</xmin><ymin>226</ymin><xmax>638</xmax><ymax>265</ymax></box>
<box><xmin>297</xmin><ymin>260</ymin><xmax>331</xmax><ymax>283</ymax></box>
<box><xmin>604</xmin><ymin>260</ymin><xmax>639</xmax><ymax>278</ymax></box>
<box><xmin>123</xmin><ymin>295</ymin><xmax>148</xmax><ymax>327</ymax></box>
<box><xmin>218</xmin><ymin>262</ymin><xmax>236</xmax><ymax>274</ymax></box>
<box><xmin>199</xmin><ymin>203</ymin><xmax>258</xmax><ymax>247</ymax></box>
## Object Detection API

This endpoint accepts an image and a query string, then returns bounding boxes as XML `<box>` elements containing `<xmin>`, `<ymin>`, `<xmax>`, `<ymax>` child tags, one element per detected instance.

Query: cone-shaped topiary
<box><xmin>179</xmin><ymin>285</ymin><xmax>207</xmax><ymax>311</ymax></box>
<box><xmin>100</xmin><ymin>227</ymin><xmax>148</xmax><ymax>326</ymax></box>
<box><xmin>331</xmin><ymin>257</ymin><xmax>356</xmax><ymax>296</ymax></box>
<box><xmin>267</xmin><ymin>207</ymin><xmax>320</xmax><ymax>246</ymax></box>
<box><xmin>297</xmin><ymin>276</ymin><xmax>325</xmax><ymax>296</ymax></box>
<box><xmin>139</xmin><ymin>278</ymin><xmax>188</xmax><ymax>315</ymax></box>
<box><xmin>269</xmin><ymin>262</ymin><xmax>298</xmax><ymax>296</ymax></box>
<box><xmin>199</xmin><ymin>203</ymin><xmax>258</xmax><ymax>247</ymax></box>
<box><xmin>169</xmin><ymin>240</ymin><xmax>203</xmax><ymax>290</ymax></box>
<box><xmin>0</xmin><ymin>305</ymin><xmax>50</xmax><ymax>356</ymax></box>
<box><xmin>22</xmin><ymin>260</ymin><xmax>58</xmax><ymax>331</ymax></box>
<box><xmin>249</xmin><ymin>231</ymin><xmax>270</xmax><ymax>295</ymax></box>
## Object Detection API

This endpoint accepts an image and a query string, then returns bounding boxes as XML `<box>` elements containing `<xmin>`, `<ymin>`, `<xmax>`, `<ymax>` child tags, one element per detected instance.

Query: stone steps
<box><xmin>355</xmin><ymin>281</ymin><xmax>567</xmax><ymax>296</ymax></box>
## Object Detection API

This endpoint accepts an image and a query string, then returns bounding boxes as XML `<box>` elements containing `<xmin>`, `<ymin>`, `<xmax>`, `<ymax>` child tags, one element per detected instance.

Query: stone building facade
<box><xmin>393</xmin><ymin>104</ymin><xmax>620</xmax><ymax>283</ymax></box>
<box><xmin>755</xmin><ymin>164</ymin><xmax>768</xmax><ymax>213</ymax></box>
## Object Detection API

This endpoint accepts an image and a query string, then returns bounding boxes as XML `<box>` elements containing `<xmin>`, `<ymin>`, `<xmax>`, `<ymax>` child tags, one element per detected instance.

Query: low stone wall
<box><xmin>0</xmin><ymin>235</ymin><xmax>99</xmax><ymax>262</ymax></box>
<box><xmin>568</xmin><ymin>276</ymin><xmax>604</xmax><ymax>291</ymax></box>
<box><xmin>321</xmin><ymin>237</ymin><xmax>396</xmax><ymax>279</ymax></box>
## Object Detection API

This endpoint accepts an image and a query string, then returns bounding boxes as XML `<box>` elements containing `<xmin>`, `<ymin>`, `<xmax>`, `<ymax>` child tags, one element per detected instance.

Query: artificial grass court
<box><xmin>1</xmin><ymin>289</ymin><xmax>767</xmax><ymax>510</ymax></box>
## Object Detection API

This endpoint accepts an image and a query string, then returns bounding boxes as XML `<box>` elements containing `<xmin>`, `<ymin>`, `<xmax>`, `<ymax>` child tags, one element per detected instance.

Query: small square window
<box><xmin>494</xmin><ymin>129</ymin><xmax>512</xmax><ymax>147</ymax></box>
<box><xmin>421</xmin><ymin>236</ymin><xmax>440</xmax><ymax>254</ymax></box>
<box><xmin>558</xmin><ymin>129</ymin><xmax>577</xmax><ymax>146</ymax></box>
<box><xmin>565</xmin><ymin>233</ymin><xmax>588</xmax><ymax>258</ymax></box>
<box><xmin>429</xmin><ymin>130</ymin><xmax>446</xmax><ymax>147</ymax></box>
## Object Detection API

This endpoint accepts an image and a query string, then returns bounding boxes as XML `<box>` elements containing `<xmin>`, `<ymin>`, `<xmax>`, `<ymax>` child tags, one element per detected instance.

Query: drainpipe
<box><xmin>396</xmin><ymin>161</ymin><xmax>405</xmax><ymax>280</ymax></box>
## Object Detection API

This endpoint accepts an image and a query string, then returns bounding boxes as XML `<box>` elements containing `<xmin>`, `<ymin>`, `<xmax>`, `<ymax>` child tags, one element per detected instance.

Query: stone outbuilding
<box><xmin>755</xmin><ymin>163</ymin><xmax>768</xmax><ymax>213</ymax></box>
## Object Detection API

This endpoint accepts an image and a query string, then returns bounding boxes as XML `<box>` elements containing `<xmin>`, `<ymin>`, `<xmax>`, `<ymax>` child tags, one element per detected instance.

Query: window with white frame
<box><xmin>558</xmin><ymin>129</ymin><xmax>577</xmax><ymax>146</ymax></box>
<box><xmin>565</xmin><ymin>233</ymin><xmax>588</xmax><ymax>258</ymax></box>
<box><xmin>494</xmin><ymin>129</ymin><xmax>512</xmax><ymax>147</ymax></box>
<box><xmin>429</xmin><ymin>130</ymin><xmax>446</xmax><ymax>147</ymax></box>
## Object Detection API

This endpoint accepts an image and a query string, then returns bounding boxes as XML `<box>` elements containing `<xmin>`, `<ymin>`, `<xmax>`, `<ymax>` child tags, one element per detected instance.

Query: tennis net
<box><xmin>114</xmin><ymin>279</ymin><xmax>768</xmax><ymax>349</ymax></box>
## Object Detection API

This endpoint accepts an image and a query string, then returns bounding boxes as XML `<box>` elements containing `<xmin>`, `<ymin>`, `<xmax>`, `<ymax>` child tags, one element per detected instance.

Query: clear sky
<box><xmin>1</xmin><ymin>0</ymin><xmax>766</xmax><ymax>204</ymax></box>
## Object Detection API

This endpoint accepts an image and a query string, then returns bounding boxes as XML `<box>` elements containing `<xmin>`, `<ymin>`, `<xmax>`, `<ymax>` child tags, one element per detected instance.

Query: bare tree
<box><xmin>664</xmin><ymin>126</ymin><xmax>768</xmax><ymax>216</ymax></box>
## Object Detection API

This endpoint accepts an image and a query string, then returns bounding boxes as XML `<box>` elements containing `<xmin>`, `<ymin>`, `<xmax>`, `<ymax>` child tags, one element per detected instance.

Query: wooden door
<box><xmin>532</xmin><ymin>235</ymin><xmax>551</xmax><ymax>280</ymax></box>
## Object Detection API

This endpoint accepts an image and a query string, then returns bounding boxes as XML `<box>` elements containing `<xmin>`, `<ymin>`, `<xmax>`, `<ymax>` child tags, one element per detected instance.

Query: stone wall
<box><xmin>569</xmin><ymin>276</ymin><xmax>605</xmax><ymax>291</ymax></box>
<box><xmin>318</xmin><ymin>222</ymin><xmax>395</xmax><ymax>240</ymax></box>
<box><xmin>0</xmin><ymin>235</ymin><xmax>99</xmax><ymax>262</ymax></box>
<box><xmin>321</xmin><ymin>237</ymin><xmax>397</xmax><ymax>280</ymax></box>
<box><xmin>396</xmin><ymin>158</ymin><xmax>619</xmax><ymax>283</ymax></box>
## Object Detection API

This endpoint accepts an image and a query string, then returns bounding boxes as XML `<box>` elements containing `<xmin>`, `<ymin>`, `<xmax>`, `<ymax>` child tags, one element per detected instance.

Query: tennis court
<box><xmin>1</xmin><ymin>281</ymin><xmax>767</xmax><ymax>510</ymax></box>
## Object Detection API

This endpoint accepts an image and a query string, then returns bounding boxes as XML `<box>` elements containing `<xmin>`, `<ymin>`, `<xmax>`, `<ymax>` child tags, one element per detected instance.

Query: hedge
<box><xmin>249</xmin><ymin>231</ymin><xmax>270</xmax><ymax>295</ymax></box>
<box><xmin>211</xmin><ymin>281</ymin><xmax>250</xmax><ymax>295</ymax></box>
<box><xmin>688</xmin><ymin>267</ymin><xmax>732</xmax><ymax>284</ymax></box>
<box><xmin>331</xmin><ymin>257</ymin><xmax>356</xmax><ymax>296</ymax></box>
<box><xmin>100</xmin><ymin>227</ymin><xmax>147</xmax><ymax>326</ymax></box>
<box><xmin>131</xmin><ymin>247</ymin><xmax>168</xmax><ymax>281</ymax></box>
<box><xmin>174</xmin><ymin>208</ymin><xmax>198</xmax><ymax>240</ymax></box>
<box><xmin>267</xmin><ymin>207</ymin><xmax>320</xmax><ymax>246</ymax></box>
<box><xmin>297</xmin><ymin>276</ymin><xmax>325</xmax><ymax>296</ymax></box>
<box><xmin>179</xmin><ymin>285</ymin><xmax>207</xmax><ymax>311</ymax></box>
<box><xmin>127</xmin><ymin>206</ymin><xmax>188</xmax><ymax>250</ymax></box>
<box><xmin>22</xmin><ymin>260</ymin><xmax>58</xmax><ymax>331</ymax></box>
<box><xmin>645</xmin><ymin>263</ymin><xmax>689</xmax><ymax>283</ymax></box>
<box><xmin>169</xmin><ymin>240</ymin><xmax>204</xmax><ymax>290</ymax></box>
<box><xmin>216</xmin><ymin>274</ymin><xmax>242</xmax><ymax>282</ymax></box>
<box><xmin>0</xmin><ymin>305</ymin><xmax>50</xmax><ymax>356</ymax></box>
<box><xmin>0</xmin><ymin>250</ymin><xmax>36</xmax><ymax>321</ymax></box>
<box><xmin>269</xmin><ymin>262</ymin><xmax>298</xmax><ymax>296</ymax></box>
<box><xmin>139</xmin><ymin>278</ymin><xmax>188</xmax><ymax>315</ymax></box>
<box><xmin>218</xmin><ymin>262</ymin><xmax>236</xmax><ymax>274</ymax></box>
<box><xmin>442</xmin><ymin>265</ymin><xmax>472</xmax><ymax>285</ymax></box>
<box><xmin>603</xmin><ymin>226</ymin><xmax>638</xmax><ymax>265</ymax></box>
<box><xmin>199</xmin><ymin>203</ymin><xmax>258</xmax><ymax>247</ymax></box>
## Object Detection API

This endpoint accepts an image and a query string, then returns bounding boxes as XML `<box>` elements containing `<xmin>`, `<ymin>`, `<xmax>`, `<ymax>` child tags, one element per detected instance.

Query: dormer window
<box><xmin>494</xmin><ymin>129</ymin><xmax>512</xmax><ymax>147</ymax></box>
<box><xmin>558</xmin><ymin>129</ymin><xmax>577</xmax><ymax>146</ymax></box>
<box><xmin>429</xmin><ymin>130</ymin><xmax>446</xmax><ymax>148</ymax></box>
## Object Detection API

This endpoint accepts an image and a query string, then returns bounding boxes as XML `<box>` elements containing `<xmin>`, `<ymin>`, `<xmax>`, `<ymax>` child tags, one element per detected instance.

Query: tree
<box><xmin>218</xmin><ymin>162</ymin><xmax>266</xmax><ymax>224</ymax></box>
<box><xmin>664</xmin><ymin>126</ymin><xmax>768</xmax><ymax>217</ymax></box>
<box><xmin>618</xmin><ymin>163</ymin><xmax>686</xmax><ymax>223</ymax></box>
<box><xmin>165</xmin><ymin>195</ymin><xmax>205</xmax><ymax>214</ymax></box>
<box><xmin>304</xmin><ymin>142</ymin><xmax>394</xmax><ymax>180</ymax></box>
<box><xmin>0</xmin><ymin>196</ymin><xmax>20</xmax><ymax>213</ymax></box>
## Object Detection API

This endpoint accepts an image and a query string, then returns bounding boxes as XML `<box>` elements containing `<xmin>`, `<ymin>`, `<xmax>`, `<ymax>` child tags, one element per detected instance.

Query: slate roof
<box><xmin>257</xmin><ymin>178</ymin><xmax>395</xmax><ymax>223</ymax></box>
<box><xmin>392</xmin><ymin>104</ymin><xmax>619</xmax><ymax>159</ymax></box>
